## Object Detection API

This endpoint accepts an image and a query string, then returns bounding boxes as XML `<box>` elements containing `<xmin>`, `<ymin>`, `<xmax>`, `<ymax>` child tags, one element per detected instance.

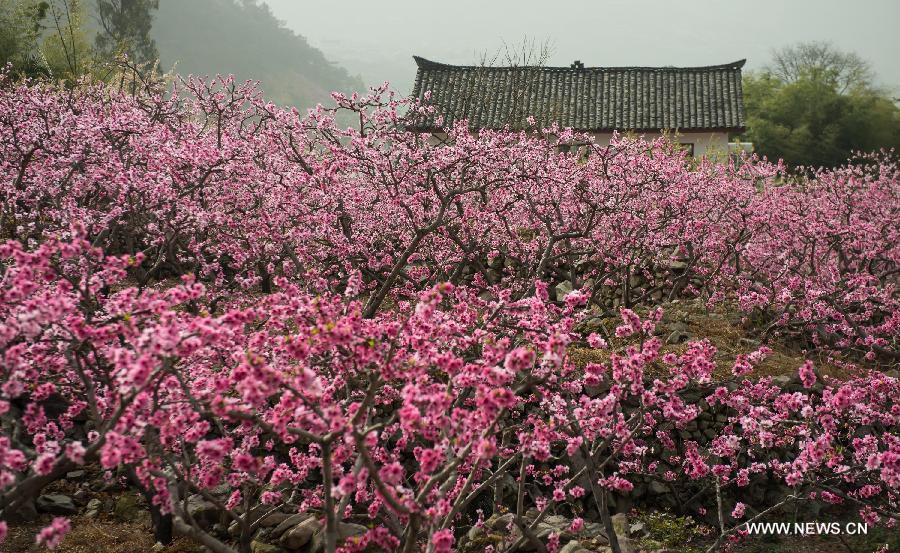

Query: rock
<box><xmin>581</xmin><ymin>521</ymin><xmax>607</xmax><ymax>541</ymax></box>
<box><xmin>66</xmin><ymin>470</ymin><xmax>86</xmax><ymax>480</ymax></box>
<box><xmin>568</xmin><ymin>449</ymin><xmax>600</xmax><ymax>490</ymax></box>
<box><xmin>559</xmin><ymin>540</ymin><xmax>590</xmax><ymax>553</ymax></box>
<box><xmin>259</xmin><ymin>511</ymin><xmax>294</xmax><ymax>528</ymax></box>
<box><xmin>581</xmin><ymin>317</ymin><xmax>605</xmax><ymax>333</ymax></box>
<box><xmin>614</xmin><ymin>494</ymin><xmax>634</xmax><ymax>514</ymax></box>
<box><xmin>681</xmin><ymin>390</ymin><xmax>702</xmax><ymax>404</ymax></box>
<box><xmin>772</xmin><ymin>375</ymin><xmax>791</xmax><ymax>388</ymax></box>
<box><xmin>610</xmin><ymin>513</ymin><xmax>630</xmax><ymax>538</ymax></box>
<box><xmin>209</xmin><ymin>483</ymin><xmax>231</xmax><ymax>496</ymax></box>
<box><xmin>536</xmin><ymin>522</ymin><xmax>573</xmax><ymax>541</ymax></box>
<box><xmin>280</xmin><ymin>517</ymin><xmax>322</xmax><ymax>550</ymax></box>
<box><xmin>629</xmin><ymin>521</ymin><xmax>649</xmax><ymax>538</ymax></box>
<box><xmin>7</xmin><ymin>498</ymin><xmax>38</xmax><ymax>522</ymax></box>
<box><xmin>543</xmin><ymin>514</ymin><xmax>569</xmax><ymax>528</ymax></box>
<box><xmin>617</xmin><ymin>536</ymin><xmax>640</xmax><ymax>553</ymax></box>
<box><xmin>469</xmin><ymin>513</ymin><xmax>523</xmax><ymax>544</ymax></box>
<box><xmin>186</xmin><ymin>493</ymin><xmax>220</xmax><ymax>529</ymax></box>
<box><xmin>466</xmin><ymin>523</ymin><xmax>486</xmax><ymax>542</ymax></box>
<box><xmin>487</xmin><ymin>513</ymin><xmax>516</xmax><ymax>531</ymax></box>
<box><xmin>37</xmin><ymin>493</ymin><xmax>78</xmax><ymax>515</ymax></box>
<box><xmin>493</xmin><ymin>472</ymin><xmax>518</xmax><ymax>504</ymax></box>
<box><xmin>554</xmin><ymin>280</ymin><xmax>573</xmax><ymax>300</ymax></box>
<box><xmin>84</xmin><ymin>498</ymin><xmax>102</xmax><ymax>519</ymax></box>
<box><xmin>309</xmin><ymin>522</ymin><xmax>366</xmax><ymax>553</ymax></box>
<box><xmin>338</xmin><ymin>522</ymin><xmax>367</xmax><ymax>541</ymax></box>
<box><xmin>72</xmin><ymin>488</ymin><xmax>89</xmax><ymax>505</ymax></box>
<box><xmin>114</xmin><ymin>494</ymin><xmax>142</xmax><ymax>521</ymax></box>
<box><xmin>212</xmin><ymin>523</ymin><xmax>229</xmax><ymax>538</ymax></box>
<box><xmin>92</xmin><ymin>479</ymin><xmax>124</xmax><ymax>493</ymax></box>
<box><xmin>666</xmin><ymin>328</ymin><xmax>690</xmax><ymax>345</ymax></box>
<box><xmin>271</xmin><ymin>513</ymin><xmax>312</xmax><ymax>539</ymax></box>
<box><xmin>648</xmin><ymin>480</ymin><xmax>669</xmax><ymax>495</ymax></box>
<box><xmin>250</xmin><ymin>540</ymin><xmax>280</xmax><ymax>553</ymax></box>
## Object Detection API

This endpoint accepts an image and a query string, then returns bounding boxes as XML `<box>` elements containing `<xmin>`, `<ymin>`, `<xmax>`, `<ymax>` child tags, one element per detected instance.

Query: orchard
<box><xmin>0</xmin><ymin>70</ymin><xmax>898</xmax><ymax>552</ymax></box>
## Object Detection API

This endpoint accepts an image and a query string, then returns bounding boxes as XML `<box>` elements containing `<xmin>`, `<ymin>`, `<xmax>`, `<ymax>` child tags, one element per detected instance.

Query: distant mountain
<box><xmin>152</xmin><ymin>0</ymin><xmax>364</xmax><ymax>110</ymax></box>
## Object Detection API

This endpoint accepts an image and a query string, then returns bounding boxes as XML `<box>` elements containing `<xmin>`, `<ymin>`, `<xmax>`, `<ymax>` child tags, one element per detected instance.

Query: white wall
<box><xmin>426</xmin><ymin>130</ymin><xmax>731</xmax><ymax>159</ymax></box>
<box><xmin>587</xmin><ymin>131</ymin><xmax>730</xmax><ymax>158</ymax></box>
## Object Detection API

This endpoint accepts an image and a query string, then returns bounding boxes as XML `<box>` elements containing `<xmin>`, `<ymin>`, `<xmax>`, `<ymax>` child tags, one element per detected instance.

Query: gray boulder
<box><xmin>610</xmin><ymin>513</ymin><xmax>630</xmax><ymax>538</ymax></box>
<box><xmin>249</xmin><ymin>540</ymin><xmax>280</xmax><ymax>553</ymax></box>
<box><xmin>113</xmin><ymin>494</ymin><xmax>142</xmax><ymax>521</ymax></box>
<box><xmin>487</xmin><ymin>512</ymin><xmax>516</xmax><ymax>531</ymax></box>
<box><xmin>555</xmin><ymin>280</ymin><xmax>574</xmax><ymax>300</ymax></box>
<box><xmin>259</xmin><ymin>511</ymin><xmax>294</xmax><ymax>528</ymax></box>
<box><xmin>666</xmin><ymin>326</ymin><xmax>691</xmax><ymax>344</ymax></box>
<box><xmin>8</xmin><ymin>498</ymin><xmax>38</xmax><ymax>522</ymax></box>
<box><xmin>84</xmin><ymin>498</ymin><xmax>102</xmax><ymax>519</ymax></box>
<box><xmin>648</xmin><ymin>480</ymin><xmax>669</xmax><ymax>495</ymax></box>
<box><xmin>184</xmin><ymin>494</ymin><xmax>220</xmax><ymax>529</ymax></box>
<box><xmin>559</xmin><ymin>540</ymin><xmax>591</xmax><ymax>553</ymax></box>
<box><xmin>581</xmin><ymin>521</ymin><xmax>607</xmax><ymax>540</ymax></box>
<box><xmin>618</xmin><ymin>536</ymin><xmax>640</xmax><ymax>553</ymax></box>
<box><xmin>629</xmin><ymin>521</ymin><xmax>649</xmax><ymax>539</ymax></box>
<box><xmin>309</xmin><ymin>522</ymin><xmax>366</xmax><ymax>553</ymax></box>
<box><xmin>271</xmin><ymin>513</ymin><xmax>312</xmax><ymax>539</ymax></box>
<box><xmin>37</xmin><ymin>493</ymin><xmax>77</xmax><ymax>515</ymax></box>
<box><xmin>280</xmin><ymin>517</ymin><xmax>322</xmax><ymax>550</ymax></box>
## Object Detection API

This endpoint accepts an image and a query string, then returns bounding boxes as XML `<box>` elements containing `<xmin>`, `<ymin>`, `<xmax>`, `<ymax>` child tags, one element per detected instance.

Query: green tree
<box><xmin>0</xmin><ymin>0</ymin><xmax>50</xmax><ymax>78</ymax></box>
<box><xmin>41</xmin><ymin>0</ymin><xmax>98</xmax><ymax>82</ymax></box>
<box><xmin>770</xmin><ymin>41</ymin><xmax>874</xmax><ymax>94</ymax></box>
<box><xmin>94</xmin><ymin>0</ymin><xmax>160</xmax><ymax>67</ymax></box>
<box><xmin>743</xmin><ymin>42</ymin><xmax>900</xmax><ymax>168</ymax></box>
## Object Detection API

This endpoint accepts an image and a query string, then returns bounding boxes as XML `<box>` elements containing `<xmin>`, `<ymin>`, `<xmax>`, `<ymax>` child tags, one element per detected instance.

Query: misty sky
<box><xmin>264</xmin><ymin>0</ymin><xmax>900</xmax><ymax>95</ymax></box>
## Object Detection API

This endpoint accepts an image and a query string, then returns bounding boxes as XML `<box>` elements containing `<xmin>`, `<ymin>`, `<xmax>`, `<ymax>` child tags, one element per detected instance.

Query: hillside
<box><xmin>151</xmin><ymin>0</ymin><xmax>364</xmax><ymax>110</ymax></box>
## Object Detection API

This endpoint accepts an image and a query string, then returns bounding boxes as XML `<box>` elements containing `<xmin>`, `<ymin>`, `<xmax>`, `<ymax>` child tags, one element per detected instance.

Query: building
<box><xmin>408</xmin><ymin>56</ymin><xmax>747</xmax><ymax>157</ymax></box>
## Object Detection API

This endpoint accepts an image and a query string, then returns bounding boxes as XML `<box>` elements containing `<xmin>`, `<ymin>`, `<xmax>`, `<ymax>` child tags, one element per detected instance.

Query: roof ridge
<box><xmin>412</xmin><ymin>55</ymin><xmax>746</xmax><ymax>72</ymax></box>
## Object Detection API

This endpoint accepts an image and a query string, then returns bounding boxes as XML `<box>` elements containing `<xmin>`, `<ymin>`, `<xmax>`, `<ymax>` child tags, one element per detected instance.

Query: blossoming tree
<box><xmin>0</xmin><ymin>71</ymin><xmax>897</xmax><ymax>552</ymax></box>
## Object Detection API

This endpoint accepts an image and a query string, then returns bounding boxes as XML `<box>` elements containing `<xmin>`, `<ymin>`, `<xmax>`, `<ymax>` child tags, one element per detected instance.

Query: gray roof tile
<box><xmin>409</xmin><ymin>56</ymin><xmax>746</xmax><ymax>132</ymax></box>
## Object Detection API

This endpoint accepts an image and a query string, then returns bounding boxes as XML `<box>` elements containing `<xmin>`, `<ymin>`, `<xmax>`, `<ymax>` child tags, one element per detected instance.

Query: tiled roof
<box><xmin>409</xmin><ymin>56</ymin><xmax>746</xmax><ymax>132</ymax></box>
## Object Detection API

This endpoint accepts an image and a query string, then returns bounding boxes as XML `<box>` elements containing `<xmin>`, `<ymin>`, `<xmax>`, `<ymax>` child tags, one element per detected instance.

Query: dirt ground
<box><xmin>2</xmin><ymin>517</ymin><xmax>204</xmax><ymax>553</ymax></box>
